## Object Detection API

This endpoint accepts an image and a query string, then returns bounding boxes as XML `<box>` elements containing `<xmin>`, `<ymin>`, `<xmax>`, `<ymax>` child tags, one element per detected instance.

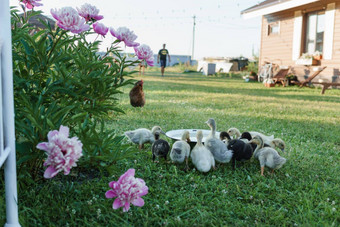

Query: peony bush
<box><xmin>12</xmin><ymin>2</ymin><xmax>151</xmax><ymax>181</ymax></box>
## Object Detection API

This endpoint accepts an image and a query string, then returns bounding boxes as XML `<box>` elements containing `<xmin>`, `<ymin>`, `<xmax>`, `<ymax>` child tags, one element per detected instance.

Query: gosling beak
<box><xmin>160</xmin><ymin>130</ymin><xmax>166</xmax><ymax>135</ymax></box>
<box><xmin>281</xmin><ymin>148</ymin><xmax>285</xmax><ymax>153</ymax></box>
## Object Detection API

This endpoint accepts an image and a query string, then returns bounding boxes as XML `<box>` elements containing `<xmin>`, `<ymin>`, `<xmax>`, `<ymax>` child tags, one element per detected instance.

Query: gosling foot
<box><xmin>260</xmin><ymin>166</ymin><xmax>265</xmax><ymax>177</ymax></box>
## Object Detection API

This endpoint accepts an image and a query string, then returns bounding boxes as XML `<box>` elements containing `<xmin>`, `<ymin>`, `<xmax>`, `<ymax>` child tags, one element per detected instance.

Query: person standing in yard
<box><xmin>139</xmin><ymin>61</ymin><xmax>147</xmax><ymax>76</ymax></box>
<box><xmin>157</xmin><ymin>44</ymin><xmax>171</xmax><ymax>77</ymax></box>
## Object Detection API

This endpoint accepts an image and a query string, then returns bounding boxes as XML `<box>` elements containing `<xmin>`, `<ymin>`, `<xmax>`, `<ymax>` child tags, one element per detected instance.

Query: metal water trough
<box><xmin>166</xmin><ymin>129</ymin><xmax>219</xmax><ymax>148</ymax></box>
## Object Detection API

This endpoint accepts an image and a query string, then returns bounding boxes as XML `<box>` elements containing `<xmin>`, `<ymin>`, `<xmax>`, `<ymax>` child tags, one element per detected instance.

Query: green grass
<box><xmin>1</xmin><ymin>71</ymin><xmax>340</xmax><ymax>226</ymax></box>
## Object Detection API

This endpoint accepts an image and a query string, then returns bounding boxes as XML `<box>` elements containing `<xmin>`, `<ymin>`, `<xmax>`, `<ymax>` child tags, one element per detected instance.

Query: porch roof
<box><xmin>241</xmin><ymin>0</ymin><xmax>320</xmax><ymax>19</ymax></box>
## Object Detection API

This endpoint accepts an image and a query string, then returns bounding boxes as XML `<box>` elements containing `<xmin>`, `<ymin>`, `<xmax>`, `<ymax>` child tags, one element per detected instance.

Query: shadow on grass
<box><xmin>143</xmin><ymin>75</ymin><xmax>340</xmax><ymax>103</ymax></box>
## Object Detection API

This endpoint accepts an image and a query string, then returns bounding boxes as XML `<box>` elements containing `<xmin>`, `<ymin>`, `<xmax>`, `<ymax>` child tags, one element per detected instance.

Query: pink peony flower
<box><xmin>93</xmin><ymin>22</ymin><xmax>108</xmax><ymax>37</ymax></box>
<box><xmin>20</xmin><ymin>0</ymin><xmax>43</xmax><ymax>9</ymax></box>
<box><xmin>36</xmin><ymin>125</ymin><xmax>83</xmax><ymax>179</ymax></box>
<box><xmin>105</xmin><ymin>169</ymin><xmax>148</xmax><ymax>212</ymax></box>
<box><xmin>110</xmin><ymin>27</ymin><xmax>139</xmax><ymax>47</ymax></box>
<box><xmin>51</xmin><ymin>7</ymin><xmax>90</xmax><ymax>34</ymax></box>
<box><xmin>77</xmin><ymin>3</ymin><xmax>104</xmax><ymax>22</ymax></box>
<box><xmin>134</xmin><ymin>44</ymin><xmax>154</xmax><ymax>66</ymax></box>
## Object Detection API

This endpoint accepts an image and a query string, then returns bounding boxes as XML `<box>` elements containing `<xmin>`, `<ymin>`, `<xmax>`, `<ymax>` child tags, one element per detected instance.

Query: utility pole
<box><xmin>192</xmin><ymin>15</ymin><xmax>196</xmax><ymax>61</ymax></box>
<box><xmin>252</xmin><ymin>44</ymin><xmax>254</xmax><ymax>57</ymax></box>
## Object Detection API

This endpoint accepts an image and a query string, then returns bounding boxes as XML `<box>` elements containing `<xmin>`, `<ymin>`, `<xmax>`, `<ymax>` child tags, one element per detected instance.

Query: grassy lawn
<box><xmin>2</xmin><ymin>71</ymin><xmax>340</xmax><ymax>226</ymax></box>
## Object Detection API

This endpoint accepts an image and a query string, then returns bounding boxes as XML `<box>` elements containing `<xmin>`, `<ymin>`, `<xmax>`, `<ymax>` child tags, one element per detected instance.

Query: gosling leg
<box><xmin>231</xmin><ymin>157</ymin><xmax>236</xmax><ymax>170</ymax></box>
<box><xmin>261</xmin><ymin>166</ymin><xmax>265</xmax><ymax>176</ymax></box>
<box><xmin>184</xmin><ymin>157</ymin><xmax>189</xmax><ymax>171</ymax></box>
<box><xmin>164</xmin><ymin>155</ymin><xmax>171</xmax><ymax>163</ymax></box>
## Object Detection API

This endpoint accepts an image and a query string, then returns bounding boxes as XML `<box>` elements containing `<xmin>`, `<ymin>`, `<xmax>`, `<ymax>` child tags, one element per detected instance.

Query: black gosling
<box><xmin>227</xmin><ymin>138</ymin><xmax>254</xmax><ymax>170</ymax></box>
<box><xmin>151</xmin><ymin>132</ymin><xmax>170</xmax><ymax>162</ymax></box>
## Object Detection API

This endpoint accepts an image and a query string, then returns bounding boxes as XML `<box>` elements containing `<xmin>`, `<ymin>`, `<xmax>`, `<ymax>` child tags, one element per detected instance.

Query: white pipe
<box><xmin>0</xmin><ymin>147</ymin><xmax>11</xmax><ymax>167</ymax></box>
<box><xmin>0</xmin><ymin>0</ymin><xmax>21</xmax><ymax>226</ymax></box>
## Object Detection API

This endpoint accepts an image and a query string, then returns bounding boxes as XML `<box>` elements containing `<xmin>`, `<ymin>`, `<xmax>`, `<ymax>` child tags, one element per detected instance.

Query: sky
<box><xmin>10</xmin><ymin>0</ymin><xmax>262</xmax><ymax>60</ymax></box>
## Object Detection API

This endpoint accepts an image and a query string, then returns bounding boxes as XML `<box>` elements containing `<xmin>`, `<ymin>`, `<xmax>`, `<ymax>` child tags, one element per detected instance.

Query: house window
<box><xmin>268</xmin><ymin>22</ymin><xmax>279</xmax><ymax>35</ymax></box>
<box><xmin>305</xmin><ymin>11</ymin><xmax>325</xmax><ymax>54</ymax></box>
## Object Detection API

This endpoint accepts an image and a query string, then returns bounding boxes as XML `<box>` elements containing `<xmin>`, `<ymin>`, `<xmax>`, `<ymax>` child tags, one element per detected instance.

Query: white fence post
<box><xmin>0</xmin><ymin>0</ymin><xmax>21</xmax><ymax>226</ymax></box>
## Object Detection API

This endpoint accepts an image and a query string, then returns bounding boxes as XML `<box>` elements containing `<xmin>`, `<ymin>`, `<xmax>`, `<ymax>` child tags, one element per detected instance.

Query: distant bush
<box><xmin>246</xmin><ymin>56</ymin><xmax>259</xmax><ymax>75</ymax></box>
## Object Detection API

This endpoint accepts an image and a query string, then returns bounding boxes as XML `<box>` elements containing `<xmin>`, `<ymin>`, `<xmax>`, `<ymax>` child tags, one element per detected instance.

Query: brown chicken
<box><xmin>129</xmin><ymin>80</ymin><xmax>145</xmax><ymax>107</ymax></box>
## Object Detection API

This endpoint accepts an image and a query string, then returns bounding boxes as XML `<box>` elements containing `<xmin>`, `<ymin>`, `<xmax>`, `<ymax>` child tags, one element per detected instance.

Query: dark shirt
<box><xmin>158</xmin><ymin>49</ymin><xmax>169</xmax><ymax>61</ymax></box>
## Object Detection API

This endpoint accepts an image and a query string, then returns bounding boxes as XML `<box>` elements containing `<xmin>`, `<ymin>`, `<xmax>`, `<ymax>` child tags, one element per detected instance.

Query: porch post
<box><xmin>323</xmin><ymin>3</ymin><xmax>335</xmax><ymax>60</ymax></box>
<box><xmin>292</xmin><ymin>10</ymin><xmax>302</xmax><ymax>61</ymax></box>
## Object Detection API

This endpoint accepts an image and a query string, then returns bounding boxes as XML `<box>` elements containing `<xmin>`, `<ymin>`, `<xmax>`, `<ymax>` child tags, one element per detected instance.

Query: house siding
<box><xmin>259</xmin><ymin>0</ymin><xmax>340</xmax><ymax>84</ymax></box>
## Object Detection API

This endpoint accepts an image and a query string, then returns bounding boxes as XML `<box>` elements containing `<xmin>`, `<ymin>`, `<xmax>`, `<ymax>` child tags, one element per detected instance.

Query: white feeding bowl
<box><xmin>166</xmin><ymin>129</ymin><xmax>219</xmax><ymax>147</ymax></box>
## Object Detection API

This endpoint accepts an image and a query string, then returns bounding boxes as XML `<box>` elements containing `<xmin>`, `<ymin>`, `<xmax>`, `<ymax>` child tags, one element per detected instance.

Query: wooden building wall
<box><xmin>259</xmin><ymin>0</ymin><xmax>340</xmax><ymax>84</ymax></box>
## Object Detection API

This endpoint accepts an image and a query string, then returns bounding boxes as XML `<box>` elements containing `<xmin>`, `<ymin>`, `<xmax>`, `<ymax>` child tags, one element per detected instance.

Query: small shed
<box><xmin>230</xmin><ymin>57</ymin><xmax>249</xmax><ymax>71</ymax></box>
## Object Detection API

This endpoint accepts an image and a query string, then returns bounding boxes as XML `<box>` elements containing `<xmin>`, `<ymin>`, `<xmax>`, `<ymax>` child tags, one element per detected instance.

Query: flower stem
<box><xmin>94</xmin><ymin>34</ymin><xmax>99</xmax><ymax>42</ymax></box>
<box><xmin>46</xmin><ymin>30</ymin><xmax>67</xmax><ymax>66</ymax></box>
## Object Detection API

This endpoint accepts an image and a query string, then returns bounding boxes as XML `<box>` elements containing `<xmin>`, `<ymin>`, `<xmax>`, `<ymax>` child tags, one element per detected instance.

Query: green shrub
<box><xmin>246</xmin><ymin>55</ymin><xmax>259</xmax><ymax>74</ymax></box>
<box><xmin>11</xmin><ymin>7</ymin><xmax>137</xmax><ymax>182</ymax></box>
